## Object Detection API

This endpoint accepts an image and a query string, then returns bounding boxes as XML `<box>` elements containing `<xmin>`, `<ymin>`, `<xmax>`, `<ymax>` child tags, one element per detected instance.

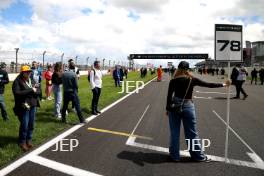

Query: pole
<box><xmin>14</xmin><ymin>48</ymin><xmax>19</xmax><ymax>73</ymax></box>
<box><xmin>103</xmin><ymin>59</ymin><xmax>105</xmax><ymax>70</ymax></box>
<box><xmin>75</xmin><ymin>56</ymin><xmax>78</xmax><ymax>65</ymax></box>
<box><xmin>42</xmin><ymin>51</ymin><xmax>46</xmax><ymax>69</ymax></box>
<box><xmin>225</xmin><ymin>61</ymin><xmax>231</xmax><ymax>163</ymax></box>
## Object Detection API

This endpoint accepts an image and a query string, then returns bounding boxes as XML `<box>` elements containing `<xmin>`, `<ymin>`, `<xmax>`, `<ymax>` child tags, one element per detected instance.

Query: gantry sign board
<box><xmin>215</xmin><ymin>24</ymin><xmax>243</xmax><ymax>61</ymax></box>
<box><xmin>129</xmin><ymin>54</ymin><xmax>208</xmax><ymax>60</ymax></box>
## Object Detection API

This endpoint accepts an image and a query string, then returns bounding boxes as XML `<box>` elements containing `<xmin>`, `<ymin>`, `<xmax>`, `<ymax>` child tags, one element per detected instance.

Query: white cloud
<box><xmin>109</xmin><ymin>0</ymin><xmax>169</xmax><ymax>13</ymax></box>
<box><xmin>0</xmin><ymin>0</ymin><xmax>264</xmax><ymax>66</ymax></box>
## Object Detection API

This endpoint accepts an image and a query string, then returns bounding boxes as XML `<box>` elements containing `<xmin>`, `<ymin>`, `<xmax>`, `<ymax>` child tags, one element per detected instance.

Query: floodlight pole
<box><xmin>42</xmin><ymin>51</ymin><xmax>46</xmax><ymax>69</ymax></box>
<box><xmin>75</xmin><ymin>56</ymin><xmax>78</xmax><ymax>65</ymax></box>
<box><xmin>103</xmin><ymin>58</ymin><xmax>105</xmax><ymax>70</ymax></box>
<box><xmin>14</xmin><ymin>48</ymin><xmax>19</xmax><ymax>73</ymax></box>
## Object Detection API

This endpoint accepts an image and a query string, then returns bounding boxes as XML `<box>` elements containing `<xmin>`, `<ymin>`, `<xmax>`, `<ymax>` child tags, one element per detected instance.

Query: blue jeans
<box><xmin>18</xmin><ymin>106</ymin><xmax>36</xmax><ymax>144</ymax></box>
<box><xmin>53</xmin><ymin>84</ymin><xmax>62</xmax><ymax>116</ymax></box>
<box><xmin>0</xmin><ymin>94</ymin><xmax>8</xmax><ymax>120</ymax></box>
<box><xmin>114</xmin><ymin>78</ymin><xmax>121</xmax><ymax>87</ymax></box>
<box><xmin>168</xmin><ymin>98</ymin><xmax>205</xmax><ymax>161</ymax></box>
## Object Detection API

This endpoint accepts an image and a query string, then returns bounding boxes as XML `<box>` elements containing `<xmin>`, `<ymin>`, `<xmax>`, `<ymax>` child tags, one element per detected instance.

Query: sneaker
<box><xmin>96</xmin><ymin>110</ymin><xmax>101</xmax><ymax>114</ymax></box>
<box><xmin>193</xmin><ymin>156</ymin><xmax>212</xmax><ymax>163</ymax></box>
<box><xmin>232</xmin><ymin>96</ymin><xmax>240</xmax><ymax>99</ymax></box>
<box><xmin>19</xmin><ymin>143</ymin><xmax>29</xmax><ymax>152</ymax></box>
<box><xmin>243</xmin><ymin>95</ymin><xmax>248</xmax><ymax>100</ymax></box>
<box><xmin>92</xmin><ymin>111</ymin><xmax>98</xmax><ymax>115</ymax></box>
<box><xmin>168</xmin><ymin>156</ymin><xmax>180</xmax><ymax>162</ymax></box>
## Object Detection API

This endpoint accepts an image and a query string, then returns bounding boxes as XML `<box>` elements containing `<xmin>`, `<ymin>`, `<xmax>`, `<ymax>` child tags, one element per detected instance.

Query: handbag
<box><xmin>169</xmin><ymin>77</ymin><xmax>192</xmax><ymax>113</ymax></box>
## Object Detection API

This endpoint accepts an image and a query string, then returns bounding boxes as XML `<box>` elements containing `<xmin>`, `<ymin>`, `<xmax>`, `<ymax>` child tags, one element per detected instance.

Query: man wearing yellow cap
<box><xmin>12</xmin><ymin>65</ymin><xmax>41</xmax><ymax>151</ymax></box>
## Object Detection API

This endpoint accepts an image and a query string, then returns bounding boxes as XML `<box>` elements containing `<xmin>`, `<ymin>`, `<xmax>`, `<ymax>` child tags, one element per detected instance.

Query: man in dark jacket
<box><xmin>251</xmin><ymin>68</ymin><xmax>258</xmax><ymax>85</ymax></box>
<box><xmin>231</xmin><ymin>65</ymin><xmax>240</xmax><ymax>99</ymax></box>
<box><xmin>12</xmin><ymin>65</ymin><xmax>40</xmax><ymax>151</ymax></box>
<box><xmin>113</xmin><ymin>66</ymin><xmax>121</xmax><ymax>87</ymax></box>
<box><xmin>259</xmin><ymin>67</ymin><xmax>264</xmax><ymax>85</ymax></box>
<box><xmin>61</xmin><ymin>62</ymin><xmax>84</xmax><ymax>123</ymax></box>
<box><xmin>0</xmin><ymin>63</ymin><xmax>9</xmax><ymax>121</ymax></box>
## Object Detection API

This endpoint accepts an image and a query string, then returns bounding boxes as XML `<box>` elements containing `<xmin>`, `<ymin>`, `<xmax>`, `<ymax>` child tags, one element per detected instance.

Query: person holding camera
<box><xmin>166</xmin><ymin>61</ymin><xmax>230</xmax><ymax>162</ymax></box>
<box><xmin>12</xmin><ymin>65</ymin><xmax>40</xmax><ymax>152</ymax></box>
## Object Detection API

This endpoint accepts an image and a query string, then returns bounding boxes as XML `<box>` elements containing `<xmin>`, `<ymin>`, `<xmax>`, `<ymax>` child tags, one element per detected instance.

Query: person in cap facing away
<box><xmin>61</xmin><ymin>62</ymin><xmax>85</xmax><ymax>123</ymax></box>
<box><xmin>12</xmin><ymin>65</ymin><xmax>41</xmax><ymax>152</ymax></box>
<box><xmin>166</xmin><ymin>61</ymin><xmax>231</xmax><ymax>162</ymax></box>
<box><xmin>0</xmin><ymin>63</ymin><xmax>9</xmax><ymax>121</ymax></box>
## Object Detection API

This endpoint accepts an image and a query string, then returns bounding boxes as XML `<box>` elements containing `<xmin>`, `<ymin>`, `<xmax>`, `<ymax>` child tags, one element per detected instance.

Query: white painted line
<box><xmin>0</xmin><ymin>76</ymin><xmax>157</xmax><ymax>176</ymax></box>
<box><xmin>29</xmin><ymin>155</ymin><xmax>101</xmax><ymax>176</ymax></box>
<box><xmin>247</xmin><ymin>153</ymin><xmax>264</xmax><ymax>169</ymax></box>
<box><xmin>193</xmin><ymin>96</ymin><xmax>212</xmax><ymax>99</ymax></box>
<box><xmin>212</xmin><ymin>110</ymin><xmax>259</xmax><ymax>155</ymax></box>
<box><xmin>125</xmin><ymin>104</ymin><xmax>150</xmax><ymax>146</ymax></box>
<box><xmin>127</xmin><ymin>137</ymin><xmax>264</xmax><ymax>170</ymax></box>
<box><xmin>0</xmin><ymin>124</ymin><xmax>83</xmax><ymax>176</ymax></box>
<box><xmin>212</xmin><ymin>110</ymin><xmax>264</xmax><ymax>166</ymax></box>
<box><xmin>196</xmin><ymin>90</ymin><xmax>234</xmax><ymax>95</ymax></box>
<box><xmin>130</xmin><ymin>105</ymin><xmax>150</xmax><ymax>136</ymax></box>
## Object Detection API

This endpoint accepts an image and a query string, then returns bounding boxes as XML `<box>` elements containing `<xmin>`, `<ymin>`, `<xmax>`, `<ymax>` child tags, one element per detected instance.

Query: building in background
<box><xmin>251</xmin><ymin>41</ymin><xmax>264</xmax><ymax>66</ymax></box>
<box><xmin>243</xmin><ymin>41</ymin><xmax>252</xmax><ymax>66</ymax></box>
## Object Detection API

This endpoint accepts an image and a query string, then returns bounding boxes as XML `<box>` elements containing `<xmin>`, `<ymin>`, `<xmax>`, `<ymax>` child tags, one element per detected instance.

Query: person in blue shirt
<box><xmin>113</xmin><ymin>65</ymin><xmax>121</xmax><ymax>87</ymax></box>
<box><xmin>31</xmin><ymin>61</ymin><xmax>43</xmax><ymax>101</ymax></box>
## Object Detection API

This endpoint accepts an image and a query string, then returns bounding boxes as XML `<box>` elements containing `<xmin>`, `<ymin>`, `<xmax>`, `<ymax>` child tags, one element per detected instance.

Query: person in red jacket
<box><xmin>157</xmin><ymin>65</ymin><xmax>163</xmax><ymax>82</ymax></box>
<box><xmin>44</xmin><ymin>65</ymin><xmax>53</xmax><ymax>100</ymax></box>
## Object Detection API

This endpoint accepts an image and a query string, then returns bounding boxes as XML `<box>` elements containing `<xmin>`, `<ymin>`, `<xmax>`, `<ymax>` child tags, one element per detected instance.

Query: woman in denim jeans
<box><xmin>52</xmin><ymin>62</ymin><xmax>63</xmax><ymax>119</ymax></box>
<box><xmin>12</xmin><ymin>65</ymin><xmax>40</xmax><ymax>152</ymax></box>
<box><xmin>166</xmin><ymin>61</ymin><xmax>230</xmax><ymax>162</ymax></box>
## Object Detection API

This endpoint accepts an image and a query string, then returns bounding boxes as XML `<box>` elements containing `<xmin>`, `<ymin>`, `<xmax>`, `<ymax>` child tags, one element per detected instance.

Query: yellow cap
<box><xmin>21</xmin><ymin>65</ymin><xmax>32</xmax><ymax>72</ymax></box>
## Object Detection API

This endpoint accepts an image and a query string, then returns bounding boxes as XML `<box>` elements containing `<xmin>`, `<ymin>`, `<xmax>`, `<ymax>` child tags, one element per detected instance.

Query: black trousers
<box><xmin>61</xmin><ymin>91</ymin><xmax>84</xmax><ymax>122</ymax></box>
<box><xmin>235</xmin><ymin>81</ymin><xmax>247</xmax><ymax>98</ymax></box>
<box><xmin>251</xmin><ymin>76</ymin><xmax>257</xmax><ymax>84</ymax></box>
<box><xmin>91</xmin><ymin>87</ymin><xmax>101</xmax><ymax>112</ymax></box>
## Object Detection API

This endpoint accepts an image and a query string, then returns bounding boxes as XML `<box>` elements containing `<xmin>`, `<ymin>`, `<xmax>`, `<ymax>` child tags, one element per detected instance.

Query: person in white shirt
<box><xmin>90</xmin><ymin>61</ymin><xmax>102</xmax><ymax>115</ymax></box>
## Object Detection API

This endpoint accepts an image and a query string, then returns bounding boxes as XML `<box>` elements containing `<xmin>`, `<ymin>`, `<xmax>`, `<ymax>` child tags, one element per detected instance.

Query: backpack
<box><xmin>88</xmin><ymin>69</ymin><xmax>95</xmax><ymax>82</ymax></box>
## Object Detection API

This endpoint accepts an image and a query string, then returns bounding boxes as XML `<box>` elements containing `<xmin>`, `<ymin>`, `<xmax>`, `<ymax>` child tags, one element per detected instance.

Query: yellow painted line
<box><xmin>87</xmin><ymin>127</ymin><xmax>153</xmax><ymax>140</ymax></box>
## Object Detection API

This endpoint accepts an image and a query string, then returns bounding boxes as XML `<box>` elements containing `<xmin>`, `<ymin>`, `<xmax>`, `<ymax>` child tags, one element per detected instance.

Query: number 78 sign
<box><xmin>215</xmin><ymin>24</ymin><xmax>243</xmax><ymax>61</ymax></box>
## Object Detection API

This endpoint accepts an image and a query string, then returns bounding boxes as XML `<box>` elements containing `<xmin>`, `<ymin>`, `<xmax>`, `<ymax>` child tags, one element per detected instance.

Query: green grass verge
<box><xmin>0</xmin><ymin>71</ymin><xmax>156</xmax><ymax>167</ymax></box>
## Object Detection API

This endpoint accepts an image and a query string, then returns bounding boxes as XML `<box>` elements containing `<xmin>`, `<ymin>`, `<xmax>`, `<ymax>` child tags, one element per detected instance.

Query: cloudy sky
<box><xmin>0</xmin><ymin>0</ymin><xmax>264</xmax><ymax>66</ymax></box>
